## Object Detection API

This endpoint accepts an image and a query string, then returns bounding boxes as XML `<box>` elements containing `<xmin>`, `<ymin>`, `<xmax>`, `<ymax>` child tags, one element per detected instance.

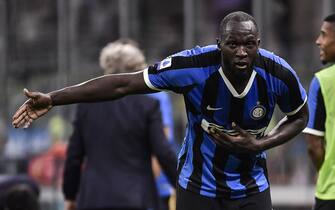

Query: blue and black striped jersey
<box><xmin>143</xmin><ymin>45</ymin><xmax>307</xmax><ymax>199</ymax></box>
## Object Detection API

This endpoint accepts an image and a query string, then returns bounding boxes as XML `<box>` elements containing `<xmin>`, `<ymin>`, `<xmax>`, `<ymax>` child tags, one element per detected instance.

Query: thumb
<box><xmin>232</xmin><ymin>122</ymin><xmax>245</xmax><ymax>134</ymax></box>
<box><xmin>24</xmin><ymin>88</ymin><xmax>39</xmax><ymax>99</ymax></box>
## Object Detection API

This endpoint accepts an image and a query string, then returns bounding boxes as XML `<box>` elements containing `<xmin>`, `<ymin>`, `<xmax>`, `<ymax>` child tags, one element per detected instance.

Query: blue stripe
<box><xmin>199</xmin><ymin>136</ymin><xmax>216</xmax><ymax>197</ymax></box>
<box><xmin>307</xmin><ymin>77</ymin><xmax>320</xmax><ymax>128</ymax></box>
<box><xmin>178</xmin><ymin>118</ymin><xmax>196</xmax><ymax>188</ymax></box>
<box><xmin>224</xmin><ymin>155</ymin><xmax>246</xmax><ymax>198</ymax></box>
<box><xmin>255</xmin><ymin>173</ymin><xmax>269</xmax><ymax>192</ymax></box>
<box><xmin>251</xmin><ymin>161</ymin><xmax>269</xmax><ymax>191</ymax></box>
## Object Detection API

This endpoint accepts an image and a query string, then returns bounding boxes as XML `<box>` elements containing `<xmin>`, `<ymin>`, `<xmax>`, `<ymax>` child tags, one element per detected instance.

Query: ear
<box><xmin>216</xmin><ymin>38</ymin><xmax>222</xmax><ymax>49</ymax></box>
<box><xmin>257</xmin><ymin>38</ymin><xmax>261</xmax><ymax>47</ymax></box>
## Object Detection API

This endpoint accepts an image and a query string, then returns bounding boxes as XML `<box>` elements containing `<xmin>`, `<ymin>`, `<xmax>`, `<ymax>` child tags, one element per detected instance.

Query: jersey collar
<box><xmin>218</xmin><ymin>67</ymin><xmax>256</xmax><ymax>98</ymax></box>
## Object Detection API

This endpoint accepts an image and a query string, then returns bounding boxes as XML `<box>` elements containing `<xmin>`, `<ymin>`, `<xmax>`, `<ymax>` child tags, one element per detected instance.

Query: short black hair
<box><xmin>324</xmin><ymin>13</ymin><xmax>335</xmax><ymax>23</ymax></box>
<box><xmin>219</xmin><ymin>11</ymin><xmax>258</xmax><ymax>37</ymax></box>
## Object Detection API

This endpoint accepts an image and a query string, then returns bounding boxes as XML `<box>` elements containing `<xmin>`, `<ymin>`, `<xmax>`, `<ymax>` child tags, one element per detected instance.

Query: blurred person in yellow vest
<box><xmin>303</xmin><ymin>13</ymin><xmax>335</xmax><ymax>210</ymax></box>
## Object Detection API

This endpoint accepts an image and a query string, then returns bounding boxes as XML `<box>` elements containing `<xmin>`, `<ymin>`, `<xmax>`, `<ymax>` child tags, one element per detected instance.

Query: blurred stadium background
<box><xmin>0</xmin><ymin>0</ymin><xmax>334</xmax><ymax>209</ymax></box>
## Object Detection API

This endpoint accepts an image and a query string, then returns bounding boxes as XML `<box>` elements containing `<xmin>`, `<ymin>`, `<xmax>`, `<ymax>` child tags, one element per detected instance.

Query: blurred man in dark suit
<box><xmin>62</xmin><ymin>39</ymin><xmax>177</xmax><ymax>210</ymax></box>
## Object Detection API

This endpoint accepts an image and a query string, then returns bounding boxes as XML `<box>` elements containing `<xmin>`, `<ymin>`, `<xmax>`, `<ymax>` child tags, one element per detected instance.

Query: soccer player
<box><xmin>13</xmin><ymin>11</ymin><xmax>308</xmax><ymax>210</ymax></box>
<box><xmin>303</xmin><ymin>14</ymin><xmax>335</xmax><ymax>210</ymax></box>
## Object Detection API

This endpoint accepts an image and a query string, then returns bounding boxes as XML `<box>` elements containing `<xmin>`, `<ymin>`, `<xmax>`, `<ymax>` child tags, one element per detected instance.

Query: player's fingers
<box><xmin>209</xmin><ymin>128</ymin><xmax>232</xmax><ymax>147</ymax></box>
<box><xmin>12</xmin><ymin>112</ymin><xmax>28</xmax><ymax>127</ymax></box>
<box><xmin>232</xmin><ymin>122</ymin><xmax>246</xmax><ymax>135</ymax></box>
<box><xmin>14</xmin><ymin>115</ymin><xmax>29</xmax><ymax>128</ymax></box>
<box><xmin>12</xmin><ymin>105</ymin><xmax>27</xmax><ymax>120</ymax></box>
<box><xmin>27</xmin><ymin>109</ymin><xmax>39</xmax><ymax>120</ymax></box>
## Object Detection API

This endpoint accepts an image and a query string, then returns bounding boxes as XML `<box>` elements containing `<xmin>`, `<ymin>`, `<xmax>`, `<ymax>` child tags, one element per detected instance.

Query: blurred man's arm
<box><xmin>304</xmin><ymin>134</ymin><xmax>325</xmax><ymax>171</ymax></box>
<box><xmin>148</xmin><ymin>101</ymin><xmax>177</xmax><ymax>186</ymax></box>
<box><xmin>62</xmin><ymin>105</ymin><xmax>85</xmax><ymax>203</ymax></box>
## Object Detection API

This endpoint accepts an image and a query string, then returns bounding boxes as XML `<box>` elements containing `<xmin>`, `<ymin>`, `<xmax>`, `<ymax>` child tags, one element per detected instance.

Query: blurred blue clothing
<box><xmin>148</xmin><ymin>92</ymin><xmax>175</xmax><ymax>198</ymax></box>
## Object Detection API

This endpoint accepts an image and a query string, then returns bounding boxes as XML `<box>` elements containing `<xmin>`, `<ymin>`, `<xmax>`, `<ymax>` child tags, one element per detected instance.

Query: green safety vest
<box><xmin>315</xmin><ymin>64</ymin><xmax>335</xmax><ymax>200</ymax></box>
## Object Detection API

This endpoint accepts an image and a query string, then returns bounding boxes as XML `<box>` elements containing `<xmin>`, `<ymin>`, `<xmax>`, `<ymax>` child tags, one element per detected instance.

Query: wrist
<box><xmin>254</xmin><ymin>140</ymin><xmax>264</xmax><ymax>152</ymax></box>
<box><xmin>48</xmin><ymin>91</ymin><xmax>57</xmax><ymax>106</ymax></box>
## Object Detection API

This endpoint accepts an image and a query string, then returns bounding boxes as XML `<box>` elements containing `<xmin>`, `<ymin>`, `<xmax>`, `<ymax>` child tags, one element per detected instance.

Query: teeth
<box><xmin>236</xmin><ymin>64</ymin><xmax>247</xmax><ymax>69</ymax></box>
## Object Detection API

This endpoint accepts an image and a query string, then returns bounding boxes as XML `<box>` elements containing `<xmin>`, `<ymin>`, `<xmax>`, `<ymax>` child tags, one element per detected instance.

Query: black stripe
<box><xmin>150</xmin><ymin>50</ymin><xmax>221</xmax><ymax>73</ymax></box>
<box><xmin>200</xmin><ymin>71</ymin><xmax>232</xmax><ymax>197</ymax></box>
<box><xmin>170</xmin><ymin>84</ymin><xmax>196</xmax><ymax>94</ymax></box>
<box><xmin>314</xmin><ymin>88</ymin><xmax>326</xmax><ymax>131</ymax></box>
<box><xmin>255</xmin><ymin>74</ymin><xmax>271</xmax><ymax>130</ymax></box>
<box><xmin>228</xmin><ymin>97</ymin><xmax>245</xmax><ymax>125</ymax></box>
<box><xmin>184</xmin><ymin>97</ymin><xmax>200</xmax><ymax>116</ymax></box>
<box><xmin>229</xmin><ymin>98</ymin><xmax>260</xmax><ymax>195</ymax></box>
<box><xmin>201</xmin><ymin>71</ymin><xmax>222</xmax><ymax>117</ymax></box>
<box><xmin>236</xmin><ymin>155</ymin><xmax>260</xmax><ymax>196</ymax></box>
<box><xmin>212</xmin><ymin>147</ymin><xmax>231</xmax><ymax>198</ymax></box>
<box><xmin>186</xmin><ymin>123</ymin><xmax>204</xmax><ymax>194</ymax></box>
<box><xmin>256</xmin><ymin>157</ymin><xmax>269</xmax><ymax>185</ymax></box>
<box><xmin>254</xmin><ymin>54</ymin><xmax>304</xmax><ymax>110</ymax></box>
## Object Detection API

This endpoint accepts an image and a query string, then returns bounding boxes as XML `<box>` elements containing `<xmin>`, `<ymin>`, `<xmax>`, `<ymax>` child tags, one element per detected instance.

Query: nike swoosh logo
<box><xmin>206</xmin><ymin>105</ymin><xmax>223</xmax><ymax>111</ymax></box>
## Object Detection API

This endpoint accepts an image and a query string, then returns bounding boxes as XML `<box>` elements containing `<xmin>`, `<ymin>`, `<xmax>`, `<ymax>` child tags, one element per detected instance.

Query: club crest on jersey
<box><xmin>157</xmin><ymin>57</ymin><xmax>172</xmax><ymax>70</ymax></box>
<box><xmin>250</xmin><ymin>103</ymin><xmax>266</xmax><ymax>120</ymax></box>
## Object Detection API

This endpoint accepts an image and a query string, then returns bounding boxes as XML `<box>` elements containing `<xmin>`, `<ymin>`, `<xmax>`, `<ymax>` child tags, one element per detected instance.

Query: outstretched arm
<box><xmin>12</xmin><ymin>71</ymin><xmax>154</xmax><ymax>128</ymax></box>
<box><xmin>50</xmin><ymin>71</ymin><xmax>152</xmax><ymax>105</ymax></box>
<box><xmin>208</xmin><ymin>103</ymin><xmax>309</xmax><ymax>153</ymax></box>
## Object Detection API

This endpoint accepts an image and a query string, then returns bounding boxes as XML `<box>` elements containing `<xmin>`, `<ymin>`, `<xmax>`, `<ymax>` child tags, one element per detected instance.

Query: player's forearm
<box><xmin>308</xmin><ymin>147</ymin><xmax>325</xmax><ymax>171</ymax></box>
<box><xmin>49</xmin><ymin>73</ymin><xmax>143</xmax><ymax>105</ymax></box>
<box><xmin>259</xmin><ymin>105</ymin><xmax>308</xmax><ymax>151</ymax></box>
<box><xmin>305</xmin><ymin>134</ymin><xmax>325</xmax><ymax>171</ymax></box>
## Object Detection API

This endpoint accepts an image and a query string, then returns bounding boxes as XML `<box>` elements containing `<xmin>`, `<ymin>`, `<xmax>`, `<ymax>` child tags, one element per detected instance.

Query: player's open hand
<box><xmin>208</xmin><ymin>122</ymin><xmax>261</xmax><ymax>154</ymax></box>
<box><xmin>12</xmin><ymin>88</ymin><xmax>53</xmax><ymax>128</ymax></box>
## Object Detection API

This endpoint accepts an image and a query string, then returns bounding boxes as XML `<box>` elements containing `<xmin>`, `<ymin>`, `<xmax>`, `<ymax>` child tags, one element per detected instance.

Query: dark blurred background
<box><xmin>0</xmin><ymin>0</ymin><xmax>334</xmax><ymax>209</ymax></box>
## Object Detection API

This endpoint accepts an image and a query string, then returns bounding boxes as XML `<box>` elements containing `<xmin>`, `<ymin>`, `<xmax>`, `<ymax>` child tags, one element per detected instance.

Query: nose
<box><xmin>315</xmin><ymin>35</ymin><xmax>321</xmax><ymax>47</ymax></box>
<box><xmin>236</xmin><ymin>46</ymin><xmax>247</xmax><ymax>57</ymax></box>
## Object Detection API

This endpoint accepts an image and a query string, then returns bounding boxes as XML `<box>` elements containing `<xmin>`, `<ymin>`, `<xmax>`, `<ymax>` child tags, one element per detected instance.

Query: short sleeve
<box><xmin>273</xmin><ymin>57</ymin><xmax>307</xmax><ymax>116</ymax></box>
<box><xmin>303</xmin><ymin>76</ymin><xmax>326</xmax><ymax>136</ymax></box>
<box><xmin>143</xmin><ymin>46</ymin><xmax>219</xmax><ymax>93</ymax></box>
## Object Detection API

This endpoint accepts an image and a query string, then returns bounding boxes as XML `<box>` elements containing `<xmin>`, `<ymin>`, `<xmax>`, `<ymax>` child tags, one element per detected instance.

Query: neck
<box><xmin>222</xmin><ymin>67</ymin><xmax>253</xmax><ymax>94</ymax></box>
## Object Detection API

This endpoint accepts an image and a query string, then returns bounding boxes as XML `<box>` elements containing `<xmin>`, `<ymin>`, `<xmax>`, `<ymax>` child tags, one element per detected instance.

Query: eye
<box><xmin>226</xmin><ymin>41</ymin><xmax>237</xmax><ymax>49</ymax></box>
<box><xmin>246</xmin><ymin>41</ymin><xmax>256</xmax><ymax>49</ymax></box>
